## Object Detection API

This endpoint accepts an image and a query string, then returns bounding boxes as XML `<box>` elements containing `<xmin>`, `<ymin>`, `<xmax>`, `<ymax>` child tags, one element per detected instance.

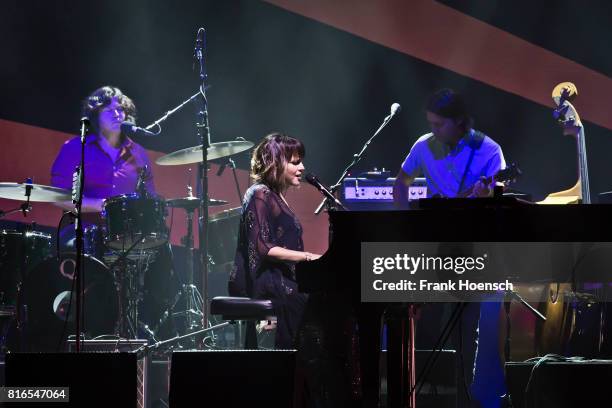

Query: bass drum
<box><xmin>18</xmin><ymin>253</ymin><xmax>118</xmax><ymax>351</ymax></box>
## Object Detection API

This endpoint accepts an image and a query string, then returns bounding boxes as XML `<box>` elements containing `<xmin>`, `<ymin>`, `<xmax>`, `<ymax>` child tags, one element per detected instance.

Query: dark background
<box><xmin>1</xmin><ymin>0</ymin><xmax>611</xmax><ymax>200</ymax></box>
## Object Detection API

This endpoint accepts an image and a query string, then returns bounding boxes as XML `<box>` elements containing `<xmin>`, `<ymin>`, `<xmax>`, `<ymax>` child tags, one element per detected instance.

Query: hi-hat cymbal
<box><xmin>0</xmin><ymin>182</ymin><xmax>71</xmax><ymax>202</ymax></box>
<box><xmin>166</xmin><ymin>196</ymin><xmax>229</xmax><ymax>210</ymax></box>
<box><xmin>156</xmin><ymin>140</ymin><xmax>254</xmax><ymax>166</ymax></box>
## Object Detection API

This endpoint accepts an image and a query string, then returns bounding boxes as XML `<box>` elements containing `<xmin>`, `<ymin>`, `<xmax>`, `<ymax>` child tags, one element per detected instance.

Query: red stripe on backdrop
<box><xmin>0</xmin><ymin>119</ymin><xmax>328</xmax><ymax>254</ymax></box>
<box><xmin>265</xmin><ymin>0</ymin><xmax>612</xmax><ymax>131</ymax></box>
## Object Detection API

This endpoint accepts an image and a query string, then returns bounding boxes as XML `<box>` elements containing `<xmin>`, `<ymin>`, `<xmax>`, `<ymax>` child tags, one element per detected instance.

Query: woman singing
<box><xmin>229</xmin><ymin>132</ymin><xmax>320</xmax><ymax>348</ymax></box>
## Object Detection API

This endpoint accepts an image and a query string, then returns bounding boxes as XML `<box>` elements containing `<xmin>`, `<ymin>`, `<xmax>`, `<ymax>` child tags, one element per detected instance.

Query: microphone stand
<box><xmin>314</xmin><ymin>109</ymin><xmax>399</xmax><ymax>214</ymax></box>
<box><xmin>307</xmin><ymin>175</ymin><xmax>348</xmax><ymax>211</ymax></box>
<box><xmin>74</xmin><ymin>117</ymin><xmax>89</xmax><ymax>352</ymax></box>
<box><xmin>195</xmin><ymin>27</ymin><xmax>212</xmax><ymax>339</ymax></box>
<box><xmin>143</xmin><ymin>87</ymin><xmax>209</xmax><ymax>133</ymax></box>
<box><xmin>135</xmin><ymin>32</ymin><xmax>215</xmax><ymax>346</ymax></box>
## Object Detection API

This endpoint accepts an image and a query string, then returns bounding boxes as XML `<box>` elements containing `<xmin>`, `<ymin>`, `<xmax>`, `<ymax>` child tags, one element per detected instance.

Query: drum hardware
<box><xmin>0</xmin><ymin>178</ymin><xmax>38</xmax><ymax>220</ymax></box>
<box><xmin>0</xmin><ymin>225</ymin><xmax>53</xmax><ymax>353</ymax></box>
<box><xmin>114</xmin><ymin>257</ymin><xmax>146</xmax><ymax>340</ymax></box>
<box><xmin>102</xmin><ymin>193</ymin><xmax>169</xmax><ymax>251</ymax></box>
<box><xmin>0</xmin><ymin>179</ymin><xmax>70</xmax><ymax>349</ymax></box>
<box><xmin>155</xmin><ymin>185</ymin><xmax>204</xmax><ymax>348</ymax></box>
<box><xmin>166</xmin><ymin>196</ymin><xmax>228</xmax><ymax>211</ymax></box>
<box><xmin>140</xmin><ymin>30</ymin><xmax>254</xmax><ymax>345</ymax></box>
<box><xmin>0</xmin><ymin>180</ymin><xmax>71</xmax><ymax>203</ymax></box>
<box><xmin>0</xmin><ymin>306</ymin><xmax>16</xmax><ymax>353</ymax></box>
<box><xmin>100</xmin><ymin>191</ymin><xmax>170</xmax><ymax>341</ymax></box>
<box><xmin>154</xmin><ymin>140</ymin><xmax>254</xmax><ymax>167</ymax></box>
<box><xmin>17</xmin><ymin>253</ymin><xmax>118</xmax><ymax>351</ymax></box>
<box><xmin>216</xmin><ymin>156</ymin><xmax>244</xmax><ymax>204</ymax></box>
<box><xmin>103</xmin><ymin>230</ymin><xmax>161</xmax><ymax>342</ymax></box>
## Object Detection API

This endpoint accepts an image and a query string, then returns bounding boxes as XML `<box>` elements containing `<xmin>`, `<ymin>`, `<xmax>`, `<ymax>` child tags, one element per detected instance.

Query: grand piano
<box><xmin>295</xmin><ymin>198</ymin><xmax>612</xmax><ymax>407</ymax></box>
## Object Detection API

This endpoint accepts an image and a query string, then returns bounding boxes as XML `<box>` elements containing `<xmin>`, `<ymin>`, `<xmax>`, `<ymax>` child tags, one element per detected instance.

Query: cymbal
<box><xmin>156</xmin><ymin>140</ymin><xmax>254</xmax><ymax>166</ymax></box>
<box><xmin>166</xmin><ymin>196</ymin><xmax>229</xmax><ymax>210</ymax></box>
<box><xmin>0</xmin><ymin>182</ymin><xmax>71</xmax><ymax>202</ymax></box>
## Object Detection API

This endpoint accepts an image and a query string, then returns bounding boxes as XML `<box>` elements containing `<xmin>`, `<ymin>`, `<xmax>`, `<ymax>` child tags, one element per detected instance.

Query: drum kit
<box><xmin>0</xmin><ymin>139</ymin><xmax>251</xmax><ymax>353</ymax></box>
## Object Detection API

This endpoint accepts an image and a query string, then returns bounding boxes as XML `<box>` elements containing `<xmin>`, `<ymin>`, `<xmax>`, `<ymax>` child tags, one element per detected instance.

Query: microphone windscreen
<box><xmin>391</xmin><ymin>103</ymin><xmax>401</xmax><ymax>115</ymax></box>
<box><xmin>305</xmin><ymin>173</ymin><xmax>318</xmax><ymax>184</ymax></box>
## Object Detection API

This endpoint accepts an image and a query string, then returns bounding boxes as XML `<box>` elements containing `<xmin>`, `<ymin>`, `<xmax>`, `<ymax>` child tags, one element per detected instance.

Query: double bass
<box><xmin>538</xmin><ymin>82</ymin><xmax>590</xmax><ymax>205</ymax></box>
<box><xmin>537</xmin><ymin>82</ymin><xmax>595</xmax><ymax>356</ymax></box>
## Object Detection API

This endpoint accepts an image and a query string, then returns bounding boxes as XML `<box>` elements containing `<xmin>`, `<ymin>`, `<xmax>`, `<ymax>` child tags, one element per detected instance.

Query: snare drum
<box><xmin>103</xmin><ymin>193</ymin><xmax>168</xmax><ymax>250</ymax></box>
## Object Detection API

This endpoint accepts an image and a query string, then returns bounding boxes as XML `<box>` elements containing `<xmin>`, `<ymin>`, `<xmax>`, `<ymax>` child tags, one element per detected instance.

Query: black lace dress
<box><xmin>228</xmin><ymin>183</ymin><xmax>307</xmax><ymax>348</ymax></box>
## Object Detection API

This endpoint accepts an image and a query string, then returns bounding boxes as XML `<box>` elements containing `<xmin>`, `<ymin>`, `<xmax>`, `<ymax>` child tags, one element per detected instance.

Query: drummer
<box><xmin>51</xmin><ymin>85</ymin><xmax>155</xmax><ymax>216</ymax></box>
<box><xmin>50</xmin><ymin>86</ymin><xmax>178</xmax><ymax>339</ymax></box>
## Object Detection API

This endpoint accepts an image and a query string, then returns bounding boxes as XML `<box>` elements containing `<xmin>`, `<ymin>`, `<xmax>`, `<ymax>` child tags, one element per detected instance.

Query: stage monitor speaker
<box><xmin>506</xmin><ymin>359</ymin><xmax>612</xmax><ymax>408</ymax></box>
<box><xmin>169</xmin><ymin>350</ymin><xmax>296</xmax><ymax>408</ymax></box>
<box><xmin>5</xmin><ymin>352</ymin><xmax>137</xmax><ymax>407</ymax></box>
<box><xmin>66</xmin><ymin>339</ymin><xmax>148</xmax><ymax>408</ymax></box>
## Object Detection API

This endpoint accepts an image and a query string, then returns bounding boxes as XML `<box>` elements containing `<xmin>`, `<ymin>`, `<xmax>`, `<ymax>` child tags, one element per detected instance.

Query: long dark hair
<box><xmin>81</xmin><ymin>86</ymin><xmax>136</xmax><ymax>137</ymax></box>
<box><xmin>250</xmin><ymin>132</ymin><xmax>305</xmax><ymax>192</ymax></box>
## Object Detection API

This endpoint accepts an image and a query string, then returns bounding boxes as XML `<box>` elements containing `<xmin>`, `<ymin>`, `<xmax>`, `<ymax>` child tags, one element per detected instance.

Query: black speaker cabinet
<box><xmin>5</xmin><ymin>352</ymin><xmax>137</xmax><ymax>407</ymax></box>
<box><xmin>505</xmin><ymin>360</ymin><xmax>612</xmax><ymax>408</ymax></box>
<box><xmin>169</xmin><ymin>350</ymin><xmax>297</xmax><ymax>408</ymax></box>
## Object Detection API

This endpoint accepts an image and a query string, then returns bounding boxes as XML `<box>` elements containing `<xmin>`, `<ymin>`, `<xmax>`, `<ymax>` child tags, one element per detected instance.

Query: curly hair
<box><xmin>250</xmin><ymin>132</ymin><xmax>305</xmax><ymax>192</ymax></box>
<box><xmin>81</xmin><ymin>86</ymin><xmax>137</xmax><ymax>137</ymax></box>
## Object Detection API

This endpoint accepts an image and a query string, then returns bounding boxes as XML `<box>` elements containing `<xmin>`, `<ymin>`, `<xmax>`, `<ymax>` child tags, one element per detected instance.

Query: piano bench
<box><xmin>210</xmin><ymin>296</ymin><xmax>275</xmax><ymax>321</ymax></box>
<box><xmin>210</xmin><ymin>296</ymin><xmax>276</xmax><ymax>349</ymax></box>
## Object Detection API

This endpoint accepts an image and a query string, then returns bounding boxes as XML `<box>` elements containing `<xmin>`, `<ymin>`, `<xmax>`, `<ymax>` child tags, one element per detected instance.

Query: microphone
<box><xmin>216</xmin><ymin>158</ymin><xmax>236</xmax><ymax>176</ymax></box>
<box><xmin>305</xmin><ymin>173</ymin><xmax>348</xmax><ymax>211</ymax></box>
<box><xmin>390</xmin><ymin>102</ymin><xmax>401</xmax><ymax>116</ymax></box>
<box><xmin>216</xmin><ymin>163</ymin><xmax>227</xmax><ymax>176</ymax></box>
<box><xmin>121</xmin><ymin>122</ymin><xmax>157</xmax><ymax>137</ymax></box>
<box><xmin>194</xmin><ymin>28</ymin><xmax>205</xmax><ymax>62</ymax></box>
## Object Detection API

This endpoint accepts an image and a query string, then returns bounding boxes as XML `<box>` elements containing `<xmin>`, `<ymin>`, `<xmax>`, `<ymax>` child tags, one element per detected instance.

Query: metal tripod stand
<box><xmin>109</xmin><ymin>235</ymin><xmax>156</xmax><ymax>340</ymax></box>
<box><xmin>154</xmin><ymin>186</ymin><xmax>205</xmax><ymax>348</ymax></box>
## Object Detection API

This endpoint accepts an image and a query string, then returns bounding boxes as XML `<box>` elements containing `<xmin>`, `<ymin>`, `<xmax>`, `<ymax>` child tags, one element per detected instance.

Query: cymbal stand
<box><xmin>156</xmin><ymin>185</ymin><xmax>205</xmax><ymax>348</ymax></box>
<box><xmin>194</xmin><ymin>27</ymin><xmax>212</xmax><ymax>336</ymax></box>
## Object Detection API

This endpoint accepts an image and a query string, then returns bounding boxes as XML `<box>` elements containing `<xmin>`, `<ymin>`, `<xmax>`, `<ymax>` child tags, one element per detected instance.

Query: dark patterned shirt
<box><xmin>228</xmin><ymin>183</ymin><xmax>304</xmax><ymax>298</ymax></box>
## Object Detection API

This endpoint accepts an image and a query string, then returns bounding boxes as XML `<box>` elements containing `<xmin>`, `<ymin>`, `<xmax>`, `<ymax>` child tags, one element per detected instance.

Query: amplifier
<box><xmin>505</xmin><ymin>359</ymin><xmax>612</xmax><ymax>408</ymax></box>
<box><xmin>341</xmin><ymin>176</ymin><xmax>427</xmax><ymax>210</ymax></box>
<box><xmin>5</xmin><ymin>352</ymin><xmax>138</xmax><ymax>407</ymax></box>
<box><xmin>169</xmin><ymin>349</ymin><xmax>297</xmax><ymax>407</ymax></box>
<box><xmin>67</xmin><ymin>339</ymin><xmax>148</xmax><ymax>408</ymax></box>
